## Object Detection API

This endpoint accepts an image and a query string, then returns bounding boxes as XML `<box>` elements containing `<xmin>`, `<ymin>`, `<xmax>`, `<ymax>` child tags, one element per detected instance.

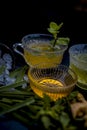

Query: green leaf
<box><xmin>0</xmin><ymin>97</ymin><xmax>35</xmax><ymax>116</ymax></box>
<box><xmin>0</xmin><ymin>102</ymin><xmax>11</xmax><ymax>110</ymax></box>
<box><xmin>67</xmin><ymin>126</ymin><xmax>77</xmax><ymax>130</ymax></box>
<box><xmin>9</xmin><ymin>65</ymin><xmax>28</xmax><ymax>82</ymax></box>
<box><xmin>47</xmin><ymin>21</ymin><xmax>70</xmax><ymax>47</ymax></box>
<box><xmin>57</xmin><ymin>22</ymin><xmax>63</xmax><ymax>30</ymax></box>
<box><xmin>47</xmin><ymin>28</ymin><xmax>58</xmax><ymax>34</ymax></box>
<box><xmin>56</xmin><ymin>37</ymin><xmax>70</xmax><ymax>45</ymax></box>
<box><xmin>60</xmin><ymin>112</ymin><xmax>70</xmax><ymax>128</ymax></box>
<box><xmin>42</xmin><ymin>94</ymin><xmax>51</xmax><ymax>110</ymax></box>
<box><xmin>49</xmin><ymin>22</ymin><xmax>59</xmax><ymax>30</ymax></box>
<box><xmin>49</xmin><ymin>22</ymin><xmax>63</xmax><ymax>31</ymax></box>
<box><xmin>0</xmin><ymin>80</ymin><xmax>27</xmax><ymax>91</ymax></box>
<box><xmin>53</xmin><ymin>33</ymin><xmax>58</xmax><ymax>39</ymax></box>
<box><xmin>41</xmin><ymin>116</ymin><xmax>51</xmax><ymax>129</ymax></box>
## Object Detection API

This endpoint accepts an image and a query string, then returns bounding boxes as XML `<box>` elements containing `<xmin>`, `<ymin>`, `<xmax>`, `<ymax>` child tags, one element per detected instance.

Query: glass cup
<box><xmin>28</xmin><ymin>62</ymin><xmax>77</xmax><ymax>101</ymax></box>
<box><xmin>13</xmin><ymin>34</ymin><xmax>68</xmax><ymax>67</ymax></box>
<box><xmin>69</xmin><ymin>44</ymin><xmax>87</xmax><ymax>90</ymax></box>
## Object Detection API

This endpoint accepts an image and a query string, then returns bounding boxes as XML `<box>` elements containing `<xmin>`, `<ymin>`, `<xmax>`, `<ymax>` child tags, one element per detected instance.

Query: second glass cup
<box><xmin>28</xmin><ymin>62</ymin><xmax>77</xmax><ymax>101</ymax></box>
<box><xmin>69</xmin><ymin>44</ymin><xmax>87</xmax><ymax>90</ymax></box>
<box><xmin>13</xmin><ymin>34</ymin><xmax>68</xmax><ymax>67</ymax></box>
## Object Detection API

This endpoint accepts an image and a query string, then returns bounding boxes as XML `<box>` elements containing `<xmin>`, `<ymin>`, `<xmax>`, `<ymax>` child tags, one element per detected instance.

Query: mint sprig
<box><xmin>47</xmin><ymin>22</ymin><xmax>70</xmax><ymax>47</ymax></box>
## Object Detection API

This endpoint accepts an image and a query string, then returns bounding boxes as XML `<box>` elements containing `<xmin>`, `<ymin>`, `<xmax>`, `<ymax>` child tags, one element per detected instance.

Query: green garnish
<box><xmin>47</xmin><ymin>21</ymin><xmax>70</xmax><ymax>47</ymax></box>
<box><xmin>0</xmin><ymin>64</ymin><xmax>86</xmax><ymax>129</ymax></box>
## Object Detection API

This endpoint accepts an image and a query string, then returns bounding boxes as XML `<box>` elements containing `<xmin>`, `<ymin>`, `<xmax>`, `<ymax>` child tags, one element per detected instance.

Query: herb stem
<box><xmin>53</xmin><ymin>37</ymin><xmax>57</xmax><ymax>47</ymax></box>
<box><xmin>0</xmin><ymin>98</ymin><xmax>35</xmax><ymax>116</ymax></box>
<box><xmin>0</xmin><ymin>80</ymin><xmax>27</xmax><ymax>91</ymax></box>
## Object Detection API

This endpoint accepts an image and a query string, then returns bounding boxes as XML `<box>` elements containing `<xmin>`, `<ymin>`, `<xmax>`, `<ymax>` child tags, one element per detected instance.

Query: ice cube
<box><xmin>22</xmin><ymin>83</ymin><xmax>27</xmax><ymax>89</ymax></box>
<box><xmin>23</xmin><ymin>75</ymin><xmax>29</xmax><ymax>83</ymax></box>
<box><xmin>5</xmin><ymin>76</ymin><xmax>16</xmax><ymax>85</ymax></box>
<box><xmin>0</xmin><ymin>74</ymin><xmax>4</xmax><ymax>82</ymax></box>
<box><xmin>3</xmin><ymin>53</ymin><xmax>12</xmax><ymax>63</ymax></box>
<box><xmin>0</xmin><ymin>59</ymin><xmax>6</xmax><ymax>67</ymax></box>
<box><xmin>4</xmin><ymin>69</ymin><xmax>10</xmax><ymax>75</ymax></box>
<box><xmin>6</xmin><ymin>62</ymin><xmax>12</xmax><ymax>70</ymax></box>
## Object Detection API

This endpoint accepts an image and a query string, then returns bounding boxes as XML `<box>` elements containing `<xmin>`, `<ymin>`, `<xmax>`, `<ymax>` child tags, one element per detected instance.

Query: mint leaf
<box><xmin>47</xmin><ymin>28</ymin><xmax>59</xmax><ymax>34</ymax></box>
<box><xmin>49</xmin><ymin>22</ymin><xmax>59</xmax><ymax>30</ymax></box>
<box><xmin>47</xmin><ymin>21</ymin><xmax>70</xmax><ymax>48</ymax></box>
<box><xmin>56</xmin><ymin>37</ymin><xmax>70</xmax><ymax>45</ymax></box>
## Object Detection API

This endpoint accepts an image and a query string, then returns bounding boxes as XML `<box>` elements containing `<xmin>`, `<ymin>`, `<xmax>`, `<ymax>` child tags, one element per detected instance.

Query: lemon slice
<box><xmin>40</xmin><ymin>78</ymin><xmax>63</xmax><ymax>88</ymax></box>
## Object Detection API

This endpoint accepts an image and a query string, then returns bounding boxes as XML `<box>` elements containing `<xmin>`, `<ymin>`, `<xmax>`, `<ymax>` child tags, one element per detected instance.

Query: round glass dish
<box><xmin>28</xmin><ymin>62</ymin><xmax>77</xmax><ymax>101</ymax></box>
<box><xmin>69</xmin><ymin>44</ymin><xmax>87</xmax><ymax>90</ymax></box>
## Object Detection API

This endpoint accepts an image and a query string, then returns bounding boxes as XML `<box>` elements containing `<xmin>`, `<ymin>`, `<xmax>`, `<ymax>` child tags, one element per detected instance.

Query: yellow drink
<box><xmin>28</xmin><ymin>63</ymin><xmax>77</xmax><ymax>101</ymax></box>
<box><xmin>24</xmin><ymin>42</ymin><xmax>63</xmax><ymax>67</ymax></box>
<box><xmin>70</xmin><ymin>54</ymin><xmax>87</xmax><ymax>89</ymax></box>
<box><xmin>69</xmin><ymin>44</ymin><xmax>87</xmax><ymax>89</ymax></box>
<box><xmin>13</xmin><ymin>34</ymin><xmax>68</xmax><ymax>67</ymax></box>
<box><xmin>28</xmin><ymin>71</ymin><xmax>68</xmax><ymax>101</ymax></box>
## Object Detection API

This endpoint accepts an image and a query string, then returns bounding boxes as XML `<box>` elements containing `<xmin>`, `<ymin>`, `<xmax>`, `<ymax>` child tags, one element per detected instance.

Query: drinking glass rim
<box><xmin>28</xmin><ymin>64</ymin><xmax>78</xmax><ymax>92</ymax></box>
<box><xmin>22</xmin><ymin>33</ymin><xmax>53</xmax><ymax>40</ymax></box>
<box><xmin>69</xmin><ymin>44</ymin><xmax>87</xmax><ymax>63</ymax></box>
<box><xmin>21</xmin><ymin>33</ymin><xmax>68</xmax><ymax>53</ymax></box>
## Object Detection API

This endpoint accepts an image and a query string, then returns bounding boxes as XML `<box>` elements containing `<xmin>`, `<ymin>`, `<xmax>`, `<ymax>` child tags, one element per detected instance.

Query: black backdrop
<box><xmin>0</xmin><ymin>0</ymin><xmax>87</xmax><ymax>46</ymax></box>
<box><xmin>0</xmin><ymin>1</ymin><xmax>87</xmax><ymax>129</ymax></box>
<box><xmin>0</xmin><ymin>0</ymin><xmax>87</xmax><ymax>67</ymax></box>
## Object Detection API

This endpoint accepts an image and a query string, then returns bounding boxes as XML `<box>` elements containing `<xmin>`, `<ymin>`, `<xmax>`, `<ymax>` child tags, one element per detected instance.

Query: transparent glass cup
<box><xmin>13</xmin><ymin>34</ymin><xmax>68</xmax><ymax>67</ymax></box>
<box><xmin>28</xmin><ymin>62</ymin><xmax>77</xmax><ymax>101</ymax></box>
<box><xmin>69</xmin><ymin>44</ymin><xmax>87</xmax><ymax>90</ymax></box>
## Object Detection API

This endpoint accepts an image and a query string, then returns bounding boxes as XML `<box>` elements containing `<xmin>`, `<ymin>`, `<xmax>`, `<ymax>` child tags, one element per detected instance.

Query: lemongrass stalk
<box><xmin>0</xmin><ymin>80</ymin><xmax>27</xmax><ymax>91</ymax></box>
<box><xmin>0</xmin><ymin>98</ymin><xmax>35</xmax><ymax>116</ymax></box>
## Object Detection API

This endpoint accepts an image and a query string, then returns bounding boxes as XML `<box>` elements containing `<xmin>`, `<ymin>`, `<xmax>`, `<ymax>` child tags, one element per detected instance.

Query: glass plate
<box><xmin>76</xmin><ymin>82</ymin><xmax>87</xmax><ymax>90</ymax></box>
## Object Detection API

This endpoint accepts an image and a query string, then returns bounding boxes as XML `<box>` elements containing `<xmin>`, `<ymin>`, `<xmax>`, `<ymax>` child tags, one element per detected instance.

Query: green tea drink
<box><xmin>24</xmin><ymin>41</ymin><xmax>65</xmax><ymax>67</ymax></box>
<box><xmin>28</xmin><ymin>75</ymin><xmax>66</xmax><ymax>101</ymax></box>
<box><xmin>69</xmin><ymin>44</ymin><xmax>87</xmax><ymax>89</ymax></box>
<box><xmin>13</xmin><ymin>34</ymin><xmax>68</xmax><ymax>67</ymax></box>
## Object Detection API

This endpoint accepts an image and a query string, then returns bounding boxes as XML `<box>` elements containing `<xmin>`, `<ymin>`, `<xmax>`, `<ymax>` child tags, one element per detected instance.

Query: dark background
<box><xmin>0</xmin><ymin>1</ymin><xmax>87</xmax><ymax>130</ymax></box>
<box><xmin>0</xmin><ymin>0</ymin><xmax>87</xmax><ymax>67</ymax></box>
<box><xmin>0</xmin><ymin>0</ymin><xmax>87</xmax><ymax>47</ymax></box>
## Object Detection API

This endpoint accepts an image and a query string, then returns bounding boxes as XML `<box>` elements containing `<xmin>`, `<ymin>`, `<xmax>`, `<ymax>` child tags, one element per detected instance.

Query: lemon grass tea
<box><xmin>24</xmin><ymin>40</ymin><xmax>64</xmax><ymax>66</ymax></box>
<box><xmin>28</xmin><ymin>77</ymin><xmax>67</xmax><ymax>101</ymax></box>
<box><xmin>13</xmin><ymin>34</ymin><xmax>68</xmax><ymax>67</ymax></box>
<box><xmin>69</xmin><ymin>44</ymin><xmax>87</xmax><ymax>90</ymax></box>
<box><xmin>28</xmin><ymin>63</ymin><xmax>77</xmax><ymax>101</ymax></box>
